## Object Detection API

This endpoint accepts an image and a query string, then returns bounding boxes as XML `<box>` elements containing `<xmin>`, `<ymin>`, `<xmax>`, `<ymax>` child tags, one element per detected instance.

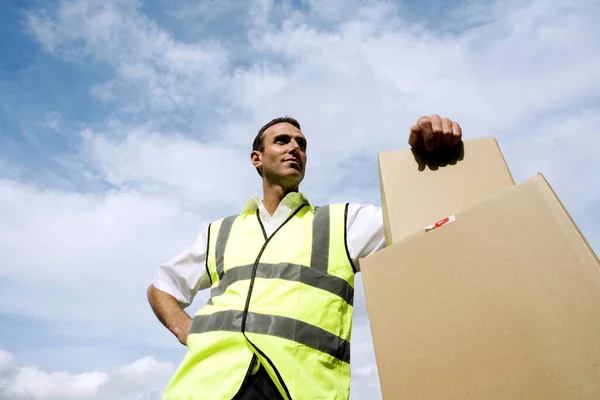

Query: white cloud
<box><xmin>0</xmin><ymin>351</ymin><xmax>17</xmax><ymax>376</ymax></box>
<box><xmin>0</xmin><ymin>350</ymin><xmax>171</xmax><ymax>400</ymax></box>
<box><xmin>0</xmin><ymin>346</ymin><xmax>379</xmax><ymax>399</ymax></box>
<box><xmin>0</xmin><ymin>178</ymin><xmax>209</xmax><ymax>347</ymax></box>
<box><xmin>8</xmin><ymin>369</ymin><xmax>108</xmax><ymax>399</ymax></box>
<box><xmin>502</xmin><ymin>109</ymin><xmax>600</xmax><ymax>207</ymax></box>
<box><xmin>116</xmin><ymin>357</ymin><xmax>173</xmax><ymax>388</ymax></box>
<box><xmin>26</xmin><ymin>0</ymin><xmax>230</xmax><ymax>118</ymax></box>
<box><xmin>79</xmin><ymin>127</ymin><xmax>258</xmax><ymax>210</ymax></box>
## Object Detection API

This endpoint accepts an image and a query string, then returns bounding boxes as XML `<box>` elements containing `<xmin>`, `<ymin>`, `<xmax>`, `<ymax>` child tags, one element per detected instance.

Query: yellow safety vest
<box><xmin>163</xmin><ymin>203</ymin><xmax>356</xmax><ymax>400</ymax></box>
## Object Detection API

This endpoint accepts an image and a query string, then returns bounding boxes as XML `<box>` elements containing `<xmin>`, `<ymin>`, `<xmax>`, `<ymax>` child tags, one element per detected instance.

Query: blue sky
<box><xmin>1</xmin><ymin>0</ymin><xmax>600</xmax><ymax>398</ymax></box>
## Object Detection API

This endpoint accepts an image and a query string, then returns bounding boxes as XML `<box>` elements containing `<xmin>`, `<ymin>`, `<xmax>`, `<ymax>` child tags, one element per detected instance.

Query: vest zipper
<box><xmin>241</xmin><ymin>204</ymin><xmax>306</xmax><ymax>330</ymax></box>
<box><xmin>231</xmin><ymin>354</ymin><xmax>258</xmax><ymax>399</ymax></box>
<box><xmin>237</xmin><ymin>204</ymin><xmax>307</xmax><ymax>400</ymax></box>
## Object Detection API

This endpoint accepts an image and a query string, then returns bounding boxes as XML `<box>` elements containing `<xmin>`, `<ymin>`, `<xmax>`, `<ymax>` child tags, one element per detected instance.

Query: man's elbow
<box><xmin>147</xmin><ymin>284</ymin><xmax>177</xmax><ymax>305</ymax></box>
<box><xmin>147</xmin><ymin>283</ymin><xmax>189</xmax><ymax>311</ymax></box>
<box><xmin>147</xmin><ymin>284</ymin><xmax>159</xmax><ymax>305</ymax></box>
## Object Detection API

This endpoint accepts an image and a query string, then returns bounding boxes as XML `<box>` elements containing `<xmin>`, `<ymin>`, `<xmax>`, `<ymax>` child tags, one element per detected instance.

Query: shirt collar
<box><xmin>240</xmin><ymin>192</ymin><xmax>312</xmax><ymax>214</ymax></box>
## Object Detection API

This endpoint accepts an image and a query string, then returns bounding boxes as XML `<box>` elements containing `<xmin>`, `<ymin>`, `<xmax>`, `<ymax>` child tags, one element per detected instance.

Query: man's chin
<box><xmin>282</xmin><ymin>166</ymin><xmax>303</xmax><ymax>175</ymax></box>
<box><xmin>265</xmin><ymin>168</ymin><xmax>304</xmax><ymax>185</ymax></box>
<box><xmin>281</xmin><ymin>171</ymin><xmax>304</xmax><ymax>186</ymax></box>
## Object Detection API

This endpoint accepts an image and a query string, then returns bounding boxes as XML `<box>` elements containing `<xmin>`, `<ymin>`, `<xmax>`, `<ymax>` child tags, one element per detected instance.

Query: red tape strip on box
<box><xmin>425</xmin><ymin>215</ymin><xmax>456</xmax><ymax>232</ymax></box>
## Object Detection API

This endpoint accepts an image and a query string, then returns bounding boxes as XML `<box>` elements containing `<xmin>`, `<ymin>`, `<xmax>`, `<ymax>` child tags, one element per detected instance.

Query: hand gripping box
<box><xmin>361</xmin><ymin>140</ymin><xmax>600</xmax><ymax>399</ymax></box>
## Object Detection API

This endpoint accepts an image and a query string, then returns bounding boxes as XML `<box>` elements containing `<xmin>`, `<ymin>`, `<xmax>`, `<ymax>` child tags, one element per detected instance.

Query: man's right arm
<box><xmin>147</xmin><ymin>285</ymin><xmax>193</xmax><ymax>345</ymax></box>
<box><xmin>148</xmin><ymin>226</ymin><xmax>211</xmax><ymax>345</ymax></box>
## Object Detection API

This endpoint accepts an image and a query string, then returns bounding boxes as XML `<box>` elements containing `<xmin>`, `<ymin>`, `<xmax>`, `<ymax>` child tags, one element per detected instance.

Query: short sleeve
<box><xmin>345</xmin><ymin>204</ymin><xmax>386</xmax><ymax>272</ymax></box>
<box><xmin>152</xmin><ymin>224</ymin><xmax>211</xmax><ymax>308</ymax></box>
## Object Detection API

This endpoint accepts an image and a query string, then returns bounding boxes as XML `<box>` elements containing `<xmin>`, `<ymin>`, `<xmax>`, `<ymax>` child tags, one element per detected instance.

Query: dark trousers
<box><xmin>235</xmin><ymin>366</ymin><xmax>284</xmax><ymax>400</ymax></box>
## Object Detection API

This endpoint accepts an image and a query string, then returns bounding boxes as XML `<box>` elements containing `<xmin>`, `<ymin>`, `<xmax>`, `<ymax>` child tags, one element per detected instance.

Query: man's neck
<box><xmin>262</xmin><ymin>181</ymin><xmax>298</xmax><ymax>216</ymax></box>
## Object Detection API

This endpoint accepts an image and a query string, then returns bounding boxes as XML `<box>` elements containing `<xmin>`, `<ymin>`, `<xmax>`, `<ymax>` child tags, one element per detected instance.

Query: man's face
<box><xmin>252</xmin><ymin>122</ymin><xmax>307</xmax><ymax>189</ymax></box>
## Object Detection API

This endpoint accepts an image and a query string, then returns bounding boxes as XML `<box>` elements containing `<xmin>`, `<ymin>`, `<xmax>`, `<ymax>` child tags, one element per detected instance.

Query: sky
<box><xmin>0</xmin><ymin>0</ymin><xmax>599</xmax><ymax>398</ymax></box>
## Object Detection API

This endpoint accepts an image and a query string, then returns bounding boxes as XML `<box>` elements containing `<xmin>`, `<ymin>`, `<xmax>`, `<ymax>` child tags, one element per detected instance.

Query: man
<box><xmin>148</xmin><ymin>115</ymin><xmax>463</xmax><ymax>399</ymax></box>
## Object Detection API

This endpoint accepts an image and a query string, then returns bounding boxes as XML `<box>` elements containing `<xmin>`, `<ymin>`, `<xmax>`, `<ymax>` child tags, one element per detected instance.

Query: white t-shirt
<box><xmin>152</xmin><ymin>192</ymin><xmax>386</xmax><ymax>308</ymax></box>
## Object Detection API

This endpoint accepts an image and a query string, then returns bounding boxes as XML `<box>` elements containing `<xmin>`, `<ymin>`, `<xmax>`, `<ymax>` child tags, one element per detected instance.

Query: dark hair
<box><xmin>252</xmin><ymin>117</ymin><xmax>301</xmax><ymax>176</ymax></box>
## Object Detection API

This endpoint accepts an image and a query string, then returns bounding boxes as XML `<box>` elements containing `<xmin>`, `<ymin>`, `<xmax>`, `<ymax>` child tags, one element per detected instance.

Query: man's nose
<box><xmin>289</xmin><ymin>140</ymin><xmax>300</xmax><ymax>153</ymax></box>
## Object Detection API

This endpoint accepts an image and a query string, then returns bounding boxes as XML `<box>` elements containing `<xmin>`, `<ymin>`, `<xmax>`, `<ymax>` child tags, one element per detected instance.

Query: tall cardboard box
<box><xmin>378</xmin><ymin>137</ymin><xmax>515</xmax><ymax>245</ymax></box>
<box><xmin>361</xmin><ymin>144</ymin><xmax>600</xmax><ymax>399</ymax></box>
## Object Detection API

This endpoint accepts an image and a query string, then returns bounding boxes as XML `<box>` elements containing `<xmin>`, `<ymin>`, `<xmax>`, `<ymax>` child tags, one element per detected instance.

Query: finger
<box><xmin>426</xmin><ymin>114</ymin><xmax>442</xmax><ymax>151</ymax></box>
<box><xmin>440</xmin><ymin>118</ymin><xmax>454</xmax><ymax>146</ymax></box>
<box><xmin>417</xmin><ymin>116</ymin><xmax>434</xmax><ymax>150</ymax></box>
<box><xmin>409</xmin><ymin>125</ymin><xmax>424</xmax><ymax>147</ymax></box>
<box><xmin>417</xmin><ymin>115</ymin><xmax>431</xmax><ymax>126</ymax></box>
<box><xmin>449</xmin><ymin>121</ymin><xmax>463</xmax><ymax>147</ymax></box>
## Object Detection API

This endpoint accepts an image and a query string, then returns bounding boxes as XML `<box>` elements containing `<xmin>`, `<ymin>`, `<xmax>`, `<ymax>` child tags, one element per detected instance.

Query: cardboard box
<box><xmin>361</xmin><ymin>174</ymin><xmax>600</xmax><ymax>399</ymax></box>
<box><xmin>378</xmin><ymin>137</ymin><xmax>515</xmax><ymax>245</ymax></box>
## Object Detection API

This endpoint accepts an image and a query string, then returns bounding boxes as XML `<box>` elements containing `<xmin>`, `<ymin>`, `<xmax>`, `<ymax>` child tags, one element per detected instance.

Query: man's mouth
<box><xmin>284</xmin><ymin>158</ymin><xmax>301</xmax><ymax>167</ymax></box>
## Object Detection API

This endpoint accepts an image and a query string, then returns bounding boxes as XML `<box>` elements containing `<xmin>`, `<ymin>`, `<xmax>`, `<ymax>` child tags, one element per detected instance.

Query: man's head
<box><xmin>251</xmin><ymin>117</ymin><xmax>307</xmax><ymax>191</ymax></box>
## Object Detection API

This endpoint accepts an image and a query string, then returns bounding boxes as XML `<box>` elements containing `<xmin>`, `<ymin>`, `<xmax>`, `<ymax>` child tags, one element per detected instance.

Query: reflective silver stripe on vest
<box><xmin>215</xmin><ymin>215</ymin><xmax>237</xmax><ymax>280</ymax></box>
<box><xmin>189</xmin><ymin>310</ymin><xmax>351</xmax><ymax>363</ymax></box>
<box><xmin>310</xmin><ymin>206</ymin><xmax>330</xmax><ymax>274</ymax></box>
<box><xmin>208</xmin><ymin>263</ymin><xmax>354</xmax><ymax>305</ymax></box>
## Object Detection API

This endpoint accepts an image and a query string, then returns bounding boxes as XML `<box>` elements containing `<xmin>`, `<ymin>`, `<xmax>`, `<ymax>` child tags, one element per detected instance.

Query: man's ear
<box><xmin>251</xmin><ymin>150</ymin><xmax>262</xmax><ymax>170</ymax></box>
